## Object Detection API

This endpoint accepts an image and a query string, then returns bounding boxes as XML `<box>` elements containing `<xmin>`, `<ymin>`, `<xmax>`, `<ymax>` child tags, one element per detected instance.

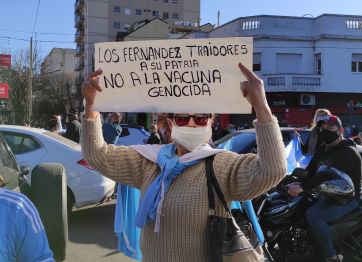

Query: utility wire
<box><xmin>32</xmin><ymin>0</ymin><xmax>41</xmax><ymax>37</ymax></box>
<box><xmin>2</xmin><ymin>36</ymin><xmax>362</xmax><ymax>50</ymax></box>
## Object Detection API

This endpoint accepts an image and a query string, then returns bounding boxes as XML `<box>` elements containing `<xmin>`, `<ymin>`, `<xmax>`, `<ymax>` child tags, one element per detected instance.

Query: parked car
<box><xmin>0</xmin><ymin>125</ymin><xmax>115</xmax><ymax>212</ymax></box>
<box><xmin>215</xmin><ymin>127</ymin><xmax>311</xmax><ymax>154</ymax></box>
<box><xmin>116</xmin><ymin>124</ymin><xmax>150</xmax><ymax>146</ymax></box>
<box><xmin>0</xmin><ymin>131</ymin><xmax>67</xmax><ymax>260</ymax></box>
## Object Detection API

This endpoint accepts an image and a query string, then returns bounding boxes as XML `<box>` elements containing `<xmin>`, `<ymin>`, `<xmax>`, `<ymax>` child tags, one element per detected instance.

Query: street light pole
<box><xmin>27</xmin><ymin>36</ymin><xmax>33</xmax><ymax>125</ymax></box>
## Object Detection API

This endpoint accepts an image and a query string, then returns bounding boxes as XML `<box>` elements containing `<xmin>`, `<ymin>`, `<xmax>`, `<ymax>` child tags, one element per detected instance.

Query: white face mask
<box><xmin>171</xmin><ymin>124</ymin><xmax>212</xmax><ymax>152</ymax></box>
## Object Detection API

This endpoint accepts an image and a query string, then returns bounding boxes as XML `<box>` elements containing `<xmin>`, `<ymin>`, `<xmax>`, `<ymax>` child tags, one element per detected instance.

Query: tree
<box><xmin>0</xmin><ymin>47</ymin><xmax>43</xmax><ymax>125</ymax></box>
<box><xmin>32</xmin><ymin>73</ymin><xmax>75</xmax><ymax>127</ymax></box>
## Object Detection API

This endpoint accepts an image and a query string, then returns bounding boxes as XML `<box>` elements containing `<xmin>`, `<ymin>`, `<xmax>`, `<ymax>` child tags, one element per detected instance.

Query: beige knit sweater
<box><xmin>81</xmin><ymin>115</ymin><xmax>287</xmax><ymax>262</ymax></box>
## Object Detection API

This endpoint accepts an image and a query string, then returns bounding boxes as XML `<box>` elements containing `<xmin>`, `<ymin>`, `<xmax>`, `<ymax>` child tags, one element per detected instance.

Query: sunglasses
<box><xmin>172</xmin><ymin>114</ymin><xmax>211</xmax><ymax>126</ymax></box>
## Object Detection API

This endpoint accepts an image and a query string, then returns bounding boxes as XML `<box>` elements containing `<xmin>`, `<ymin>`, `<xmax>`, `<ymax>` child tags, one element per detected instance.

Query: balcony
<box><xmin>262</xmin><ymin>74</ymin><xmax>322</xmax><ymax>92</ymax></box>
<box><xmin>75</xmin><ymin>44</ymin><xmax>84</xmax><ymax>57</ymax></box>
<box><xmin>74</xmin><ymin>0</ymin><xmax>85</xmax><ymax>12</ymax></box>
<box><xmin>74</xmin><ymin>13</ymin><xmax>84</xmax><ymax>28</ymax></box>
<box><xmin>75</xmin><ymin>58</ymin><xmax>84</xmax><ymax>71</ymax></box>
<box><xmin>75</xmin><ymin>28</ymin><xmax>84</xmax><ymax>42</ymax></box>
<box><xmin>172</xmin><ymin>21</ymin><xmax>199</xmax><ymax>32</ymax></box>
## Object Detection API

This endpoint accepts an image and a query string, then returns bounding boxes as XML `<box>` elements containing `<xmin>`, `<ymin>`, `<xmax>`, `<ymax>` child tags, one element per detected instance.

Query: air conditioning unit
<box><xmin>299</xmin><ymin>94</ymin><xmax>316</xmax><ymax>106</ymax></box>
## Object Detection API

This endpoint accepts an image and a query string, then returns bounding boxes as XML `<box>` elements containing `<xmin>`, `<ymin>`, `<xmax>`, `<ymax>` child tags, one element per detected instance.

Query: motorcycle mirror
<box><xmin>292</xmin><ymin>168</ymin><xmax>309</xmax><ymax>178</ymax></box>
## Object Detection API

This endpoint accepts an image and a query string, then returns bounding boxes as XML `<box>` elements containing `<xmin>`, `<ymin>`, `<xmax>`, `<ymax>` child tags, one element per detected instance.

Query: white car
<box><xmin>0</xmin><ymin>125</ymin><xmax>115</xmax><ymax>211</ymax></box>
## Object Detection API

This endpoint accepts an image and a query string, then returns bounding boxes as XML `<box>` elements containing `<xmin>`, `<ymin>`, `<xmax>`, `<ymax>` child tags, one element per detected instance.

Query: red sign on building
<box><xmin>0</xmin><ymin>83</ymin><xmax>9</xmax><ymax>99</ymax></box>
<box><xmin>0</xmin><ymin>54</ymin><xmax>11</xmax><ymax>68</ymax></box>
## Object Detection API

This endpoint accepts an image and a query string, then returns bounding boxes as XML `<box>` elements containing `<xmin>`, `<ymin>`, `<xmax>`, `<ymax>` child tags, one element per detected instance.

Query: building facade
<box><xmin>185</xmin><ymin>14</ymin><xmax>362</xmax><ymax>130</ymax></box>
<box><xmin>36</xmin><ymin>48</ymin><xmax>78</xmax><ymax>118</ymax></box>
<box><xmin>74</xmin><ymin>0</ymin><xmax>200</xmax><ymax>106</ymax></box>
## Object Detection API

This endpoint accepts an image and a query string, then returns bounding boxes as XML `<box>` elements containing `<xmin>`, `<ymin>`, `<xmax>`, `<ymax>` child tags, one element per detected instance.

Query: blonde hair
<box><xmin>311</xmin><ymin>108</ymin><xmax>331</xmax><ymax>127</ymax></box>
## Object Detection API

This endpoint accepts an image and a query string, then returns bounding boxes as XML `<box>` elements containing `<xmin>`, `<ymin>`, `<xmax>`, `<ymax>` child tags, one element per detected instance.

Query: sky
<box><xmin>1</xmin><ymin>0</ymin><xmax>361</xmax><ymax>59</ymax></box>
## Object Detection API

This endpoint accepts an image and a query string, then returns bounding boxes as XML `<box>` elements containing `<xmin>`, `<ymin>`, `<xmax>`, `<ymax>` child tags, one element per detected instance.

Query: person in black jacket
<box><xmin>64</xmin><ymin>108</ymin><xmax>81</xmax><ymax>143</ymax></box>
<box><xmin>295</xmin><ymin>108</ymin><xmax>331</xmax><ymax>155</ymax></box>
<box><xmin>146</xmin><ymin>124</ymin><xmax>161</xmax><ymax>145</ymax></box>
<box><xmin>288</xmin><ymin>114</ymin><xmax>361</xmax><ymax>262</ymax></box>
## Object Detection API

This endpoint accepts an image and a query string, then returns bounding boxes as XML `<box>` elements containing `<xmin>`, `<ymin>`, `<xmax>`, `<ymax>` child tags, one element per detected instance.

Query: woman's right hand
<box><xmin>82</xmin><ymin>69</ymin><xmax>103</xmax><ymax>107</ymax></box>
<box><xmin>82</xmin><ymin>69</ymin><xmax>103</xmax><ymax>119</ymax></box>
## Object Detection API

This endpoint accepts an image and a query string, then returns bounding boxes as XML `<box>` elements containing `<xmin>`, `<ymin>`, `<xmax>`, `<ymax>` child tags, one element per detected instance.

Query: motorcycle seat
<box><xmin>328</xmin><ymin>207</ymin><xmax>362</xmax><ymax>225</ymax></box>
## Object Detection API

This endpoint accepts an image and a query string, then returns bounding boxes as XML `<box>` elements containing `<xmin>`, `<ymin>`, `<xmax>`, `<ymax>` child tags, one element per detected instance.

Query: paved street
<box><xmin>64</xmin><ymin>201</ymin><xmax>134</xmax><ymax>262</ymax></box>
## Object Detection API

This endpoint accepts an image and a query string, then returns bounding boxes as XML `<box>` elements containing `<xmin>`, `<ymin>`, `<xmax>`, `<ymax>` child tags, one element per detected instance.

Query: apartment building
<box><xmin>74</xmin><ymin>0</ymin><xmax>200</xmax><ymax>104</ymax></box>
<box><xmin>41</xmin><ymin>48</ymin><xmax>77</xmax><ymax>76</ymax></box>
<box><xmin>36</xmin><ymin>48</ymin><xmax>78</xmax><ymax>113</ymax></box>
<box><xmin>184</xmin><ymin>14</ymin><xmax>362</xmax><ymax>129</ymax></box>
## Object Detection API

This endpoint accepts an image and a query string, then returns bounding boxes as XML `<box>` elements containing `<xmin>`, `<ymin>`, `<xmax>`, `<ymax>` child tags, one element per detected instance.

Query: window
<box><xmin>163</xmin><ymin>12</ymin><xmax>169</xmax><ymax>19</ymax></box>
<box><xmin>314</xmin><ymin>53</ymin><xmax>322</xmax><ymax>75</ymax></box>
<box><xmin>2</xmin><ymin>133</ymin><xmax>41</xmax><ymax>155</ymax></box>
<box><xmin>172</xmin><ymin>13</ymin><xmax>179</xmax><ymax>19</ymax></box>
<box><xmin>124</xmin><ymin>8</ymin><xmax>131</xmax><ymax>15</ymax></box>
<box><xmin>124</xmin><ymin>23</ymin><xmax>131</xmax><ymax>30</ymax></box>
<box><xmin>135</xmin><ymin>9</ymin><xmax>142</xmax><ymax>15</ymax></box>
<box><xmin>0</xmin><ymin>134</ymin><xmax>21</xmax><ymax>190</ymax></box>
<box><xmin>253</xmin><ymin>53</ymin><xmax>261</xmax><ymax>72</ymax></box>
<box><xmin>113</xmin><ymin>22</ymin><xmax>120</xmax><ymax>29</ymax></box>
<box><xmin>163</xmin><ymin>0</ymin><xmax>168</xmax><ymax>2</ymax></box>
<box><xmin>276</xmin><ymin>53</ymin><xmax>302</xmax><ymax>74</ymax></box>
<box><xmin>172</xmin><ymin>0</ymin><xmax>179</xmax><ymax>3</ymax></box>
<box><xmin>351</xmin><ymin>53</ymin><xmax>362</xmax><ymax>72</ymax></box>
<box><xmin>113</xmin><ymin>6</ymin><xmax>120</xmax><ymax>13</ymax></box>
<box><xmin>153</xmin><ymin>10</ymin><xmax>159</xmax><ymax>17</ymax></box>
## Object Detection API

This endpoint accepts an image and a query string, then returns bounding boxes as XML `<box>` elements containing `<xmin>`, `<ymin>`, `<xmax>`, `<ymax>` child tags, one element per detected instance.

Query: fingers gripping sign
<box><xmin>82</xmin><ymin>69</ymin><xmax>103</xmax><ymax>107</ymax></box>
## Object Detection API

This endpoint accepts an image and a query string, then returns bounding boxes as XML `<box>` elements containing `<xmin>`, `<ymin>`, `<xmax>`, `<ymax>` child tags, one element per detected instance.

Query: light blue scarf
<box><xmin>135</xmin><ymin>144</ymin><xmax>199</xmax><ymax>232</ymax></box>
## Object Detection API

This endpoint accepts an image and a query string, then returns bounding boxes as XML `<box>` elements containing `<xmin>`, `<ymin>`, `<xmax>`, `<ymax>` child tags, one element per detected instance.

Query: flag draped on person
<box><xmin>285</xmin><ymin>136</ymin><xmax>312</xmax><ymax>174</ymax></box>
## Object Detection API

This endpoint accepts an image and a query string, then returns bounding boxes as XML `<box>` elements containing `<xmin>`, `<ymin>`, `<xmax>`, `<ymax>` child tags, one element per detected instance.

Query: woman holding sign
<box><xmin>81</xmin><ymin>63</ymin><xmax>287</xmax><ymax>262</ymax></box>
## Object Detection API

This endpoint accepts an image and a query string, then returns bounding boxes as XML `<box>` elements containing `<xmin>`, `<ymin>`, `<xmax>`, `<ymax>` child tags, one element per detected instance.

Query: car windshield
<box><xmin>217</xmin><ymin>132</ymin><xmax>256</xmax><ymax>152</ymax></box>
<box><xmin>44</xmin><ymin>131</ymin><xmax>79</xmax><ymax>148</ymax></box>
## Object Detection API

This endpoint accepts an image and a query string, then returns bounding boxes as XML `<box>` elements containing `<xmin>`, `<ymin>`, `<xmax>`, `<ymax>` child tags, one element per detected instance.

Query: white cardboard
<box><xmin>93</xmin><ymin>37</ymin><xmax>253</xmax><ymax>113</ymax></box>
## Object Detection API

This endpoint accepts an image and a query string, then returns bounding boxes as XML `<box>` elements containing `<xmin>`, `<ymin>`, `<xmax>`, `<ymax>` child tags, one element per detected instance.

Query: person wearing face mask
<box><xmin>287</xmin><ymin>114</ymin><xmax>361</xmax><ymax>262</ymax></box>
<box><xmin>80</xmin><ymin>63</ymin><xmax>287</xmax><ymax>262</ymax></box>
<box><xmin>297</xmin><ymin>108</ymin><xmax>331</xmax><ymax>155</ymax></box>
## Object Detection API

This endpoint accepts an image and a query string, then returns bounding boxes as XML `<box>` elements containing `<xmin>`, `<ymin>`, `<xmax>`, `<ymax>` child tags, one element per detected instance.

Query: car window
<box><xmin>0</xmin><ymin>134</ymin><xmax>21</xmax><ymax>190</ymax></box>
<box><xmin>2</xmin><ymin>132</ymin><xmax>41</xmax><ymax>154</ymax></box>
<box><xmin>281</xmin><ymin>130</ymin><xmax>311</xmax><ymax>146</ymax></box>
<box><xmin>117</xmin><ymin>127</ymin><xmax>149</xmax><ymax>146</ymax></box>
<box><xmin>217</xmin><ymin>132</ymin><xmax>256</xmax><ymax>153</ymax></box>
<box><xmin>281</xmin><ymin>132</ymin><xmax>292</xmax><ymax>146</ymax></box>
<box><xmin>120</xmin><ymin>127</ymin><xmax>130</xmax><ymax>137</ymax></box>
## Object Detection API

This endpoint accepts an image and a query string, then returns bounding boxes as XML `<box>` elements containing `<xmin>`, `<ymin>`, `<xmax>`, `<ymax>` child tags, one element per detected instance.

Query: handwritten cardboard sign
<box><xmin>94</xmin><ymin>37</ymin><xmax>253</xmax><ymax>113</ymax></box>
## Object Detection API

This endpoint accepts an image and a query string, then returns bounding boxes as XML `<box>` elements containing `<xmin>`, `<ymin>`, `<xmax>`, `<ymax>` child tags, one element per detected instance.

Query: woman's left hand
<box><xmin>238</xmin><ymin>63</ymin><xmax>273</xmax><ymax>122</ymax></box>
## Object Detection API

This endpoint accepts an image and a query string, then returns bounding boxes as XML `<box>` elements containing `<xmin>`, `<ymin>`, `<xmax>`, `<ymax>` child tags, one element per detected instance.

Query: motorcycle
<box><xmin>251</xmin><ymin>168</ymin><xmax>362</xmax><ymax>262</ymax></box>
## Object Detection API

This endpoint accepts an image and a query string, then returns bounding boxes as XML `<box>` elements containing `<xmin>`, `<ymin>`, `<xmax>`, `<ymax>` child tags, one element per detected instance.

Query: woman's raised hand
<box><xmin>81</xmin><ymin>69</ymin><xmax>103</xmax><ymax>119</ymax></box>
<box><xmin>238</xmin><ymin>63</ymin><xmax>273</xmax><ymax>123</ymax></box>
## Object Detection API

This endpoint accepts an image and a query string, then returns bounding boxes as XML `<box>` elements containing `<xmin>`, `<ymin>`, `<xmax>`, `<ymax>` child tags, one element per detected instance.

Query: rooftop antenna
<box><xmin>217</xmin><ymin>10</ymin><xmax>220</xmax><ymax>27</ymax></box>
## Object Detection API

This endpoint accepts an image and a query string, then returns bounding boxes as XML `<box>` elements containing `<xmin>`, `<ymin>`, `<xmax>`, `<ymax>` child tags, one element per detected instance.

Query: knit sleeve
<box><xmin>80</xmin><ymin>114</ymin><xmax>153</xmax><ymax>188</ymax></box>
<box><xmin>214</xmin><ymin>116</ymin><xmax>287</xmax><ymax>201</ymax></box>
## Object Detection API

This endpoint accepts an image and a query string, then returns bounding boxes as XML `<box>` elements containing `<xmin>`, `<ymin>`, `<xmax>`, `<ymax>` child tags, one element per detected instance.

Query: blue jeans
<box><xmin>305</xmin><ymin>197</ymin><xmax>359</xmax><ymax>258</ymax></box>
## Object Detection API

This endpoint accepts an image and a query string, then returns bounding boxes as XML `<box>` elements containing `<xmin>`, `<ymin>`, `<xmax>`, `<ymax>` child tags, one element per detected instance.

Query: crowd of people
<box><xmin>2</xmin><ymin>65</ymin><xmax>361</xmax><ymax>262</ymax></box>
